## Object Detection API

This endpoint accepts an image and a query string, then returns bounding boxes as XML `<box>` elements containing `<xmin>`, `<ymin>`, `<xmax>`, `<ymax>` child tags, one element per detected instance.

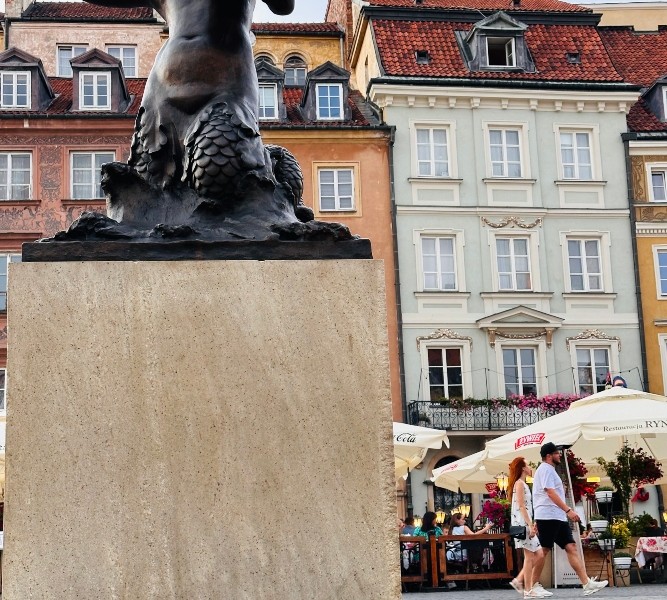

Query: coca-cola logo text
<box><xmin>394</xmin><ymin>433</ymin><xmax>417</xmax><ymax>444</ymax></box>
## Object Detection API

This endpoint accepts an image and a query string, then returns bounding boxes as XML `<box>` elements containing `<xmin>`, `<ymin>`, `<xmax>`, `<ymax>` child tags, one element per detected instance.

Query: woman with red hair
<box><xmin>508</xmin><ymin>456</ymin><xmax>548</xmax><ymax>598</ymax></box>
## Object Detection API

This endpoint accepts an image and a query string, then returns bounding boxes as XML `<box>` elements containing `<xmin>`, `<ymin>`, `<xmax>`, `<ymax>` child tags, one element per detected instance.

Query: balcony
<box><xmin>407</xmin><ymin>395</ymin><xmax>579</xmax><ymax>432</ymax></box>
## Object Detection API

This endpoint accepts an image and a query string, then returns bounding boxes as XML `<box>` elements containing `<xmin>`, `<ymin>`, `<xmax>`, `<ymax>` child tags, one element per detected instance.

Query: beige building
<box><xmin>582</xmin><ymin>1</ymin><xmax>667</xmax><ymax>29</ymax></box>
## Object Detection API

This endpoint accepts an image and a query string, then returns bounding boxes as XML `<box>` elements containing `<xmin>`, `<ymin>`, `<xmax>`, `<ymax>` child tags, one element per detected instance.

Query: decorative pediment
<box><xmin>477</xmin><ymin>306</ymin><xmax>563</xmax><ymax>348</ymax></box>
<box><xmin>416</xmin><ymin>328</ymin><xmax>473</xmax><ymax>349</ymax></box>
<box><xmin>71</xmin><ymin>48</ymin><xmax>123</xmax><ymax>69</ymax></box>
<box><xmin>305</xmin><ymin>61</ymin><xmax>350</xmax><ymax>82</ymax></box>
<box><xmin>481</xmin><ymin>216</ymin><xmax>543</xmax><ymax>229</ymax></box>
<box><xmin>565</xmin><ymin>329</ymin><xmax>621</xmax><ymax>351</ymax></box>
<box><xmin>465</xmin><ymin>11</ymin><xmax>528</xmax><ymax>43</ymax></box>
<box><xmin>255</xmin><ymin>58</ymin><xmax>285</xmax><ymax>82</ymax></box>
<box><xmin>0</xmin><ymin>47</ymin><xmax>42</xmax><ymax>67</ymax></box>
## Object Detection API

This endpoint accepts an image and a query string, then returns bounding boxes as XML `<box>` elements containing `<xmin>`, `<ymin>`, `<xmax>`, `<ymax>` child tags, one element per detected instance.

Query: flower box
<box><xmin>595</xmin><ymin>490</ymin><xmax>613</xmax><ymax>503</ymax></box>
<box><xmin>613</xmin><ymin>557</ymin><xmax>632</xmax><ymax>570</ymax></box>
<box><xmin>598</xmin><ymin>539</ymin><xmax>616</xmax><ymax>551</ymax></box>
<box><xmin>590</xmin><ymin>519</ymin><xmax>609</xmax><ymax>532</ymax></box>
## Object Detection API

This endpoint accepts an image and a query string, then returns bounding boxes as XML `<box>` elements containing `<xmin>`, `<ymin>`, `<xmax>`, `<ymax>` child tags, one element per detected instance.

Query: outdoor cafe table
<box><xmin>634</xmin><ymin>536</ymin><xmax>667</xmax><ymax>567</ymax></box>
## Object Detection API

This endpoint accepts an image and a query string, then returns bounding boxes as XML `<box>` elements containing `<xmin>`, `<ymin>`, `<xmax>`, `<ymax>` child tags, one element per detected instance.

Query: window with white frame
<box><xmin>486</xmin><ymin>37</ymin><xmax>515</xmax><ymax>67</ymax></box>
<box><xmin>318</xmin><ymin>168</ymin><xmax>354</xmax><ymax>211</ymax></box>
<box><xmin>0</xmin><ymin>252</ymin><xmax>22</xmax><ymax>312</ymax></box>
<box><xmin>559</xmin><ymin>131</ymin><xmax>593</xmax><ymax>180</ymax></box>
<box><xmin>421</xmin><ymin>236</ymin><xmax>457</xmax><ymax>291</ymax></box>
<box><xmin>488</xmin><ymin>128</ymin><xmax>522</xmax><ymax>177</ymax></box>
<box><xmin>1</xmin><ymin>71</ymin><xmax>30</xmax><ymax>109</ymax></box>
<box><xmin>427</xmin><ymin>347</ymin><xmax>464</xmax><ymax>401</ymax></box>
<box><xmin>106</xmin><ymin>46</ymin><xmax>137</xmax><ymax>77</ymax></box>
<box><xmin>416</xmin><ymin>127</ymin><xmax>449</xmax><ymax>177</ymax></box>
<box><xmin>496</xmin><ymin>236</ymin><xmax>531</xmax><ymax>290</ymax></box>
<box><xmin>502</xmin><ymin>347</ymin><xmax>537</xmax><ymax>396</ymax></box>
<box><xmin>284</xmin><ymin>55</ymin><xmax>307</xmax><ymax>86</ymax></box>
<box><xmin>57</xmin><ymin>45</ymin><xmax>87</xmax><ymax>77</ymax></box>
<box><xmin>0</xmin><ymin>153</ymin><xmax>31</xmax><ymax>200</ymax></box>
<box><xmin>650</xmin><ymin>169</ymin><xmax>667</xmax><ymax>201</ymax></box>
<box><xmin>258</xmin><ymin>84</ymin><xmax>278</xmax><ymax>120</ymax></box>
<box><xmin>316</xmin><ymin>83</ymin><xmax>343</xmax><ymax>120</ymax></box>
<box><xmin>656</xmin><ymin>249</ymin><xmax>667</xmax><ymax>297</ymax></box>
<box><xmin>575</xmin><ymin>347</ymin><xmax>610</xmax><ymax>396</ymax></box>
<box><xmin>0</xmin><ymin>368</ymin><xmax>5</xmax><ymax>411</ymax></box>
<box><xmin>567</xmin><ymin>238</ymin><xmax>602</xmax><ymax>292</ymax></box>
<box><xmin>79</xmin><ymin>72</ymin><xmax>110</xmax><ymax>110</ymax></box>
<box><xmin>71</xmin><ymin>151</ymin><xmax>114</xmax><ymax>199</ymax></box>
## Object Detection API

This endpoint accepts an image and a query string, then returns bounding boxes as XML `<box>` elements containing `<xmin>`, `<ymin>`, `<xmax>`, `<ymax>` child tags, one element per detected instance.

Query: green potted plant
<box><xmin>589</xmin><ymin>513</ymin><xmax>609</xmax><ymax>532</ymax></box>
<box><xmin>610</xmin><ymin>519</ymin><xmax>630</xmax><ymax>549</ymax></box>
<box><xmin>595</xmin><ymin>485</ymin><xmax>614</xmax><ymax>504</ymax></box>
<box><xmin>597</xmin><ymin>528</ymin><xmax>616</xmax><ymax>551</ymax></box>
<box><xmin>613</xmin><ymin>551</ymin><xmax>632</xmax><ymax>570</ymax></box>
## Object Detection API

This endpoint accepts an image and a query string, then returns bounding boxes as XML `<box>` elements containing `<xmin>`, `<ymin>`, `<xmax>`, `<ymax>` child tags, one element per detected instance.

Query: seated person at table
<box><xmin>581</xmin><ymin>523</ymin><xmax>598</xmax><ymax>545</ymax></box>
<box><xmin>445</xmin><ymin>512</ymin><xmax>494</xmax><ymax>562</ymax></box>
<box><xmin>645</xmin><ymin>519</ymin><xmax>665</xmax><ymax>537</ymax></box>
<box><xmin>401</xmin><ymin>517</ymin><xmax>417</xmax><ymax>536</ymax></box>
<box><xmin>413</xmin><ymin>511</ymin><xmax>444</xmax><ymax>539</ymax></box>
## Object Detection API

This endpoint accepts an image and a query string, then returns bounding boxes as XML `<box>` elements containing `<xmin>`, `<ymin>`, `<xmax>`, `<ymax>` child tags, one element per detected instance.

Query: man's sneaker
<box><xmin>525</xmin><ymin>588</ymin><xmax>551</xmax><ymax>598</ymax></box>
<box><xmin>583</xmin><ymin>577</ymin><xmax>608</xmax><ymax>596</ymax></box>
<box><xmin>510</xmin><ymin>578</ymin><xmax>524</xmax><ymax>594</ymax></box>
<box><xmin>532</xmin><ymin>583</ymin><xmax>553</xmax><ymax>597</ymax></box>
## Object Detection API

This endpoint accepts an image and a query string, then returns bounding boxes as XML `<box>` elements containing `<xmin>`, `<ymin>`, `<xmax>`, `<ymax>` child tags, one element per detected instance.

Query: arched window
<box><xmin>254</xmin><ymin>53</ymin><xmax>276</xmax><ymax>66</ymax></box>
<box><xmin>284</xmin><ymin>55</ymin><xmax>307</xmax><ymax>87</ymax></box>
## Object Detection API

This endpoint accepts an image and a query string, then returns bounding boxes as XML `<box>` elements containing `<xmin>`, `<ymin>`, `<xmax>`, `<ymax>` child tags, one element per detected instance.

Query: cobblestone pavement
<box><xmin>403</xmin><ymin>582</ymin><xmax>666</xmax><ymax>600</ymax></box>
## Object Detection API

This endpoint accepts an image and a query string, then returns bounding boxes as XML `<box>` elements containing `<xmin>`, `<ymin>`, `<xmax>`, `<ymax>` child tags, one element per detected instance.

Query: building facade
<box><xmin>329</xmin><ymin>0</ymin><xmax>644</xmax><ymax>518</ymax></box>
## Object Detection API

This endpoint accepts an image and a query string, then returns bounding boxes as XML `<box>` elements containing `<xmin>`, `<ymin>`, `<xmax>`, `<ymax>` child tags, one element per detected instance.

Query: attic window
<box><xmin>486</xmin><ymin>37</ymin><xmax>515</xmax><ymax>67</ymax></box>
<box><xmin>1</xmin><ymin>72</ymin><xmax>30</xmax><ymax>109</ymax></box>
<box><xmin>566</xmin><ymin>52</ymin><xmax>581</xmax><ymax>64</ymax></box>
<box><xmin>415</xmin><ymin>50</ymin><xmax>431</xmax><ymax>65</ymax></box>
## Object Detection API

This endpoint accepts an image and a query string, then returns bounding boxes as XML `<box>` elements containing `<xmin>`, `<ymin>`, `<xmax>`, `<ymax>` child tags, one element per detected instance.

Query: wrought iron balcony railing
<box><xmin>407</xmin><ymin>400</ymin><xmax>565</xmax><ymax>432</ymax></box>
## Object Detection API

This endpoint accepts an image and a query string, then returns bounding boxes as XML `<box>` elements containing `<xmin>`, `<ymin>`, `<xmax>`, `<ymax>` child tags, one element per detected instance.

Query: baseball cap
<box><xmin>540</xmin><ymin>442</ymin><xmax>559</xmax><ymax>458</ymax></box>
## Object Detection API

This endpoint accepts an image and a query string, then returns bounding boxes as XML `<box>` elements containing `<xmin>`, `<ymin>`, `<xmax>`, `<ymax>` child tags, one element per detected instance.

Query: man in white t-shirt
<box><xmin>531</xmin><ymin>442</ymin><xmax>608</xmax><ymax>597</ymax></box>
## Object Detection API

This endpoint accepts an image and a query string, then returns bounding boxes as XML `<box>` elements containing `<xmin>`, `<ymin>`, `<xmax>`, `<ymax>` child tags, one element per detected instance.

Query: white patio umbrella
<box><xmin>483</xmin><ymin>386</ymin><xmax>667</xmax><ymax>482</ymax></box>
<box><xmin>431</xmin><ymin>450</ymin><xmax>493</xmax><ymax>493</ymax></box>
<box><xmin>393</xmin><ymin>422</ymin><xmax>449</xmax><ymax>480</ymax></box>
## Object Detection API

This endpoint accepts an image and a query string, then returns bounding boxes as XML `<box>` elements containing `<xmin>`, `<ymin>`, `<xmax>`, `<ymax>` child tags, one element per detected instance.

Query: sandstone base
<box><xmin>5</xmin><ymin>260</ymin><xmax>399</xmax><ymax>600</ymax></box>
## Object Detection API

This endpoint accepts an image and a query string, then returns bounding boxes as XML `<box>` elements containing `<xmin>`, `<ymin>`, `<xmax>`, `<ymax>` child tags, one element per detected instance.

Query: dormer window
<box><xmin>258</xmin><ymin>83</ymin><xmax>278</xmax><ymax>120</ymax></box>
<box><xmin>284</xmin><ymin>55</ymin><xmax>307</xmax><ymax>87</ymax></box>
<box><xmin>663</xmin><ymin>87</ymin><xmax>667</xmax><ymax>120</ymax></box>
<box><xmin>415</xmin><ymin>50</ymin><xmax>431</xmax><ymax>65</ymax></box>
<box><xmin>1</xmin><ymin>72</ymin><xmax>30</xmax><ymax>108</ymax></box>
<box><xmin>80</xmin><ymin>72</ymin><xmax>110</xmax><ymax>110</ymax></box>
<box><xmin>316</xmin><ymin>83</ymin><xmax>342</xmax><ymax>120</ymax></box>
<box><xmin>486</xmin><ymin>37</ymin><xmax>515</xmax><ymax>67</ymax></box>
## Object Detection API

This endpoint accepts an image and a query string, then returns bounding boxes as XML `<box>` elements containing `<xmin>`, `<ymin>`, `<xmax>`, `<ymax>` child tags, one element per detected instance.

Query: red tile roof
<box><xmin>372</xmin><ymin>20</ymin><xmax>623</xmax><ymax>82</ymax></box>
<box><xmin>364</xmin><ymin>0</ymin><xmax>589</xmax><ymax>12</ymax></box>
<box><xmin>6</xmin><ymin>78</ymin><xmax>372</xmax><ymax>127</ymax></box>
<box><xmin>627</xmin><ymin>97</ymin><xmax>666</xmax><ymax>133</ymax></box>
<box><xmin>600</xmin><ymin>28</ymin><xmax>667</xmax><ymax>88</ymax></box>
<box><xmin>251</xmin><ymin>23</ymin><xmax>342</xmax><ymax>34</ymax></box>
<box><xmin>22</xmin><ymin>2</ymin><xmax>155</xmax><ymax>21</ymax></box>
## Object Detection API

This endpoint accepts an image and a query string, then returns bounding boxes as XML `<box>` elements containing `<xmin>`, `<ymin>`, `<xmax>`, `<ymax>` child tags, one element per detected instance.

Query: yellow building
<box><xmin>602</xmin><ymin>28</ymin><xmax>667</xmax><ymax>394</ymax></box>
<box><xmin>582</xmin><ymin>1</ymin><xmax>667</xmax><ymax>29</ymax></box>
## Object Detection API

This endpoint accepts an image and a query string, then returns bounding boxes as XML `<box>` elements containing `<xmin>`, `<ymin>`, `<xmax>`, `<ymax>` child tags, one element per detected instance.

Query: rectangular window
<box><xmin>80</xmin><ymin>72</ymin><xmax>110</xmax><ymax>110</ymax></box>
<box><xmin>576</xmin><ymin>347</ymin><xmax>610</xmax><ymax>396</ymax></box>
<box><xmin>427</xmin><ymin>347</ymin><xmax>463</xmax><ymax>401</ymax></box>
<box><xmin>416</xmin><ymin>128</ymin><xmax>449</xmax><ymax>177</ymax></box>
<box><xmin>57</xmin><ymin>45</ymin><xmax>87</xmax><ymax>77</ymax></box>
<box><xmin>0</xmin><ymin>153</ymin><xmax>31</xmax><ymax>200</ymax></box>
<box><xmin>560</xmin><ymin>131</ymin><xmax>592</xmax><ymax>180</ymax></box>
<box><xmin>1</xmin><ymin>71</ymin><xmax>30</xmax><ymax>109</ymax></box>
<box><xmin>657</xmin><ymin>250</ymin><xmax>667</xmax><ymax>297</ymax></box>
<box><xmin>285</xmin><ymin>67</ymin><xmax>306</xmax><ymax>86</ymax></box>
<box><xmin>496</xmin><ymin>237</ymin><xmax>531</xmax><ymax>290</ymax></box>
<box><xmin>318</xmin><ymin>168</ymin><xmax>354</xmax><ymax>211</ymax></box>
<box><xmin>106</xmin><ymin>46</ymin><xmax>137</xmax><ymax>77</ymax></box>
<box><xmin>0</xmin><ymin>253</ymin><xmax>22</xmax><ymax>312</ymax></box>
<box><xmin>502</xmin><ymin>347</ymin><xmax>537</xmax><ymax>396</ymax></box>
<box><xmin>71</xmin><ymin>152</ymin><xmax>115</xmax><ymax>199</ymax></box>
<box><xmin>421</xmin><ymin>236</ymin><xmax>456</xmax><ymax>291</ymax></box>
<box><xmin>316</xmin><ymin>83</ymin><xmax>343</xmax><ymax>120</ymax></box>
<box><xmin>486</xmin><ymin>37</ymin><xmax>516</xmax><ymax>67</ymax></box>
<box><xmin>651</xmin><ymin>170</ymin><xmax>667</xmax><ymax>201</ymax></box>
<box><xmin>567</xmin><ymin>239</ymin><xmax>602</xmax><ymax>292</ymax></box>
<box><xmin>489</xmin><ymin>128</ymin><xmax>522</xmax><ymax>177</ymax></box>
<box><xmin>258</xmin><ymin>84</ymin><xmax>278</xmax><ymax>120</ymax></box>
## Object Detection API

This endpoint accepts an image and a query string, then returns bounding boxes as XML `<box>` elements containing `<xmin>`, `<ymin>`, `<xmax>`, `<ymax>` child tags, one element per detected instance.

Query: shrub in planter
<box><xmin>611</xmin><ymin>519</ymin><xmax>630</xmax><ymax>549</ymax></box>
<box><xmin>589</xmin><ymin>514</ymin><xmax>609</xmax><ymax>532</ymax></box>
<box><xmin>613</xmin><ymin>552</ymin><xmax>632</xmax><ymax>570</ymax></box>
<box><xmin>597</xmin><ymin>529</ymin><xmax>616</xmax><ymax>551</ymax></box>
<box><xmin>595</xmin><ymin>486</ymin><xmax>614</xmax><ymax>503</ymax></box>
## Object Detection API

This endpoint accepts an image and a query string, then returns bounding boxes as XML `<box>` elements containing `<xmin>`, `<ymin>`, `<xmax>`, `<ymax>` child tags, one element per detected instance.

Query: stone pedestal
<box><xmin>4</xmin><ymin>260</ymin><xmax>400</xmax><ymax>600</ymax></box>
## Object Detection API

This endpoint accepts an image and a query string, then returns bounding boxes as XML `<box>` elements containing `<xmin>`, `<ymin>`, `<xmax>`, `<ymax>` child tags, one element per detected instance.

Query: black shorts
<box><xmin>536</xmin><ymin>519</ymin><xmax>575</xmax><ymax>550</ymax></box>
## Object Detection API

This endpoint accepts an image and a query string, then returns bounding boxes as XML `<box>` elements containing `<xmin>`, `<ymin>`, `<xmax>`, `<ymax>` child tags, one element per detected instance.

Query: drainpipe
<box><xmin>623</xmin><ymin>135</ymin><xmax>650</xmax><ymax>391</ymax></box>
